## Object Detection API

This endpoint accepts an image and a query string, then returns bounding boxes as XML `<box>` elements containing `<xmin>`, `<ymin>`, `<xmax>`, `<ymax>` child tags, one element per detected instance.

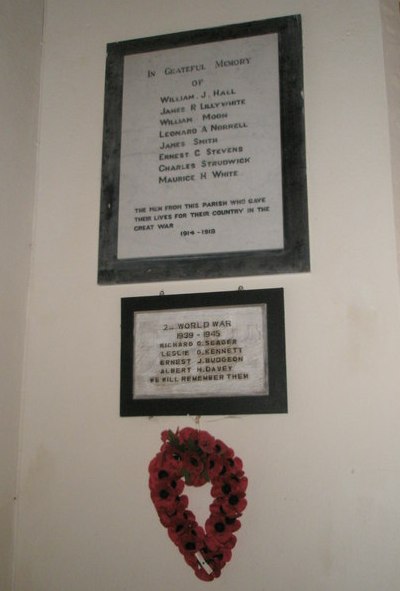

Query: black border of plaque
<box><xmin>99</xmin><ymin>15</ymin><xmax>309</xmax><ymax>284</ymax></box>
<box><xmin>120</xmin><ymin>288</ymin><xmax>287</xmax><ymax>416</ymax></box>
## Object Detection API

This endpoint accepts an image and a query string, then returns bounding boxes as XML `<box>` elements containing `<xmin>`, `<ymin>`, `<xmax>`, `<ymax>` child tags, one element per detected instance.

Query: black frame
<box><xmin>99</xmin><ymin>15</ymin><xmax>309</xmax><ymax>284</ymax></box>
<box><xmin>120</xmin><ymin>288</ymin><xmax>287</xmax><ymax>416</ymax></box>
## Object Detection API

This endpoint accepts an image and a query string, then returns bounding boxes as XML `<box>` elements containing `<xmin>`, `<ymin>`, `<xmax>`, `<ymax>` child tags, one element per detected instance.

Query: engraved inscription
<box><xmin>133</xmin><ymin>305</ymin><xmax>268</xmax><ymax>398</ymax></box>
<box><xmin>118</xmin><ymin>33</ymin><xmax>283</xmax><ymax>258</ymax></box>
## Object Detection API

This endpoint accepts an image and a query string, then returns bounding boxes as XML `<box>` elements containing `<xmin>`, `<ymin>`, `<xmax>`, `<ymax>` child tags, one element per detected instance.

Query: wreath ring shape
<box><xmin>148</xmin><ymin>427</ymin><xmax>248</xmax><ymax>581</ymax></box>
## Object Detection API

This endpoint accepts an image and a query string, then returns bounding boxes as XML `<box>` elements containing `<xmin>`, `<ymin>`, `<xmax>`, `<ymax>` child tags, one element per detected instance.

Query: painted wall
<box><xmin>381</xmin><ymin>0</ymin><xmax>400</xmax><ymax>275</ymax></box>
<box><xmin>0</xmin><ymin>1</ymin><xmax>43</xmax><ymax>589</ymax></box>
<box><xmin>14</xmin><ymin>1</ymin><xmax>400</xmax><ymax>590</ymax></box>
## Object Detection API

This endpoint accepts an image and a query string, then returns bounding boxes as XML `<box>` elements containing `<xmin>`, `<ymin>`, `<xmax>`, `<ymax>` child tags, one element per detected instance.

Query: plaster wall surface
<box><xmin>0</xmin><ymin>1</ymin><xmax>43</xmax><ymax>589</ymax></box>
<box><xmin>381</xmin><ymin>0</ymin><xmax>400</xmax><ymax>276</ymax></box>
<box><xmin>14</xmin><ymin>1</ymin><xmax>400</xmax><ymax>590</ymax></box>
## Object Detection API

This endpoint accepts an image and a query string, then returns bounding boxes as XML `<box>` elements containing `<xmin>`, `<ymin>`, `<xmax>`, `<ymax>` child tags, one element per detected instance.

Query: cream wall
<box><xmin>13</xmin><ymin>1</ymin><xmax>400</xmax><ymax>590</ymax></box>
<box><xmin>381</xmin><ymin>0</ymin><xmax>400</xmax><ymax>274</ymax></box>
<box><xmin>0</xmin><ymin>1</ymin><xmax>43</xmax><ymax>589</ymax></box>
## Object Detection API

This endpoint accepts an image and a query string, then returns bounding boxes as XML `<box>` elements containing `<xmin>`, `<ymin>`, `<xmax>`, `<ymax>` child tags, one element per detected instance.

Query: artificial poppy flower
<box><xmin>222</xmin><ymin>455</ymin><xmax>245</xmax><ymax>477</ymax></box>
<box><xmin>167</xmin><ymin>476</ymin><xmax>184</xmax><ymax>495</ymax></box>
<box><xmin>162</xmin><ymin>494</ymin><xmax>189</xmax><ymax>518</ymax></box>
<box><xmin>148</xmin><ymin>454</ymin><xmax>163</xmax><ymax>473</ymax></box>
<box><xmin>168</xmin><ymin>523</ymin><xmax>188</xmax><ymax>545</ymax></box>
<box><xmin>181</xmin><ymin>451</ymin><xmax>207</xmax><ymax>486</ymax></box>
<box><xmin>194</xmin><ymin>564</ymin><xmax>215</xmax><ymax>582</ymax></box>
<box><xmin>158</xmin><ymin>509</ymin><xmax>174</xmax><ymax>528</ymax></box>
<box><xmin>150</xmin><ymin>484</ymin><xmax>178</xmax><ymax>512</ymax></box>
<box><xmin>198</xmin><ymin>430</ymin><xmax>216</xmax><ymax>453</ymax></box>
<box><xmin>214</xmin><ymin>438</ymin><xmax>234</xmax><ymax>458</ymax></box>
<box><xmin>149</xmin><ymin>466</ymin><xmax>185</xmax><ymax>495</ymax></box>
<box><xmin>219</xmin><ymin>547</ymin><xmax>233</xmax><ymax>563</ymax></box>
<box><xmin>160</xmin><ymin>430</ymin><xmax>170</xmax><ymax>443</ymax></box>
<box><xmin>206</xmin><ymin>510</ymin><xmax>241</xmax><ymax>536</ymax></box>
<box><xmin>206</xmin><ymin>540</ymin><xmax>233</xmax><ymax>564</ymax></box>
<box><xmin>204</xmin><ymin>453</ymin><xmax>224</xmax><ymax>480</ymax></box>
<box><xmin>167</xmin><ymin>509</ymin><xmax>197</xmax><ymax>543</ymax></box>
<box><xmin>220</xmin><ymin>492</ymin><xmax>247</xmax><ymax>516</ymax></box>
<box><xmin>177</xmin><ymin>426</ymin><xmax>198</xmax><ymax>445</ymax></box>
<box><xmin>211</xmin><ymin>473</ymin><xmax>248</xmax><ymax>499</ymax></box>
<box><xmin>205</xmin><ymin>514</ymin><xmax>236</xmax><ymax>544</ymax></box>
<box><xmin>162</xmin><ymin>449</ymin><xmax>185</xmax><ymax>473</ymax></box>
<box><xmin>177</xmin><ymin>525</ymin><xmax>204</xmax><ymax>554</ymax></box>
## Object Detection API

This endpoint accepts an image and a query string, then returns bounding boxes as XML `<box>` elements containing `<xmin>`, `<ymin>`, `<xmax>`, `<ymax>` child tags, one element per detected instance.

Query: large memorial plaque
<box><xmin>118</xmin><ymin>34</ymin><xmax>282</xmax><ymax>259</ymax></box>
<box><xmin>99</xmin><ymin>16</ymin><xmax>309</xmax><ymax>284</ymax></box>
<box><xmin>120</xmin><ymin>289</ymin><xmax>287</xmax><ymax>416</ymax></box>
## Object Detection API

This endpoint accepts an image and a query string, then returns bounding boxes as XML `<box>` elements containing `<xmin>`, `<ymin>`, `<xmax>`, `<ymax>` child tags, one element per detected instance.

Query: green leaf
<box><xmin>200</xmin><ymin>470</ymin><xmax>210</xmax><ymax>482</ymax></box>
<box><xmin>187</xmin><ymin>438</ymin><xmax>198</xmax><ymax>452</ymax></box>
<box><xmin>182</xmin><ymin>468</ymin><xmax>191</xmax><ymax>485</ymax></box>
<box><xmin>168</xmin><ymin>429</ymin><xmax>180</xmax><ymax>446</ymax></box>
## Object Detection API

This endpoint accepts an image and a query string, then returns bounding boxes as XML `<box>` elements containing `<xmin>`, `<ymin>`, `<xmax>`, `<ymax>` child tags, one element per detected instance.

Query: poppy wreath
<box><xmin>148</xmin><ymin>427</ymin><xmax>248</xmax><ymax>581</ymax></box>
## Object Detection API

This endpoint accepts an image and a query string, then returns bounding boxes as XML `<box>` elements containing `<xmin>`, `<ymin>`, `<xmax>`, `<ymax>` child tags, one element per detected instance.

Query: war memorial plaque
<box><xmin>99</xmin><ymin>15</ymin><xmax>309</xmax><ymax>284</ymax></box>
<box><xmin>120</xmin><ymin>289</ymin><xmax>287</xmax><ymax>416</ymax></box>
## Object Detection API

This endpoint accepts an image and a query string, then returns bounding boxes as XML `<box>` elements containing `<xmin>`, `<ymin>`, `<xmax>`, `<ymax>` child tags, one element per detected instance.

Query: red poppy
<box><xmin>207</xmin><ymin>509</ymin><xmax>241</xmax><ymax>533</ymax></box>
<box><xmin>177</xmin><ymin>525</ymin><xmax>204</xmax><ymax>554</ymax></box>
<box><xmin>198</xmin><ymin>430</ymin><xmax>216</xmax><ymax>453</ymax></box>
<box><xmin>177</xmin><ymin>426</ymin><xmax>198</xmax><ymax>444</ymax></box>
<box><xmin>205</xmin><ymin>514</ymin><xmax>236</xmax><ymax>544</ymax></box>
<box><xmin>150</xmin><ymin>486</ymin><xmax>178</xmax><ymax>512</ymax></box>
<box><xmin>214</xmin><ymin>438</ymin><xmax>234</xmax><ymax>458</ymax></box>
<box><xmin>158</xmin><ymin>509</ymin><xmax>174</xmax><ymax>528</ymax></box>
<box><xmin>204</xmin><ymin>453</ymin><xmax>224</xmax><ymax>480</ymax></box>
<box><xmin>167</xmin><ymin>509</ymin><xmax>197</xmax><ymax>541</ymax></box>
<box><xmin>160</xmin><ymin>430</ymin><xmax>170</xmax><ymax>443</ymax></box>
<box><xmin>180</xmin><ymin>451</ymin><xmax>206</xmax><ymax>485</ymax></box>
<box><xmin>205</xmin><ymin>538</ymin><xmax>234</xmax><ymax>563</ymax></box>
<box><xmin>162</xmin><ymin>450</ymin><xmax>185</xmax><ymax>473</ymax></box>
<box><xmin>222</xmin><ymin>455</ymin><xmax>245</xmax><ymax>477</ymax></box>
<box><xmin>164</xmin><ymin>494</ymin><xmax>189</xmax><ymax>517</ymax></box>
<box><xmin>211</xmin><ymin>474</ymin><xmax>248</xmax><ymax>499</ymax></box>
<box><xmin>220</xmin><ymin>493</ymin><xmax>247</xmax><ymax>516</ymax></box>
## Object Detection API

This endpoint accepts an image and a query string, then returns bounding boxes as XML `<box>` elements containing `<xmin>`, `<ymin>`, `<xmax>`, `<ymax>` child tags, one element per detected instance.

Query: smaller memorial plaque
<box><xmin>120</xmin><ymin>288</ymin><xmax>287</xmax><ymax>416</ymax></box>
<box><xmin>134</xmin><ymin>305</ymin><xmax>267</xmax><ymax>398</ymax></box>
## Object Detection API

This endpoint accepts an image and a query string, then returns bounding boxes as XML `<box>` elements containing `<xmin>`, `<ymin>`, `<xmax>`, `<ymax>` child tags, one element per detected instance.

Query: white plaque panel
<box><xmin>118</xmin><ymin>33</ymin><xmax>283</xmax><ymax>258</ymax></box>
<box><xmin>133</xmin><ymin>304</ymin><xmax>267</xmax><ymax>398</ymax></box>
